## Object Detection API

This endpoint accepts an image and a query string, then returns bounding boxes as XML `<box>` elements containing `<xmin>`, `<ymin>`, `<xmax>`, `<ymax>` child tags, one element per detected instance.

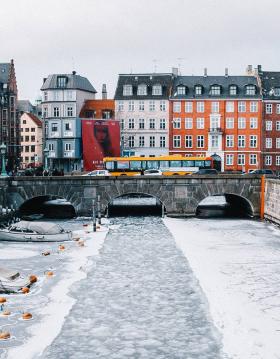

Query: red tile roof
<box><xmin>27</xmin><ymin>112</ymin><xmax>42</xmax><ymax>127</ymax></box>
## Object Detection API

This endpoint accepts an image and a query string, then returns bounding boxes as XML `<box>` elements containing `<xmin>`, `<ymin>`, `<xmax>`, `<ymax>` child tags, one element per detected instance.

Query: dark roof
<box><xmin>171</xmin><ymin>75</ymin><xmax>261</xmax><ymax>99</ymax></box>
<box><xmin>41</xmin><ymin>73</ymin><xmax>96</xmax><ymax>93</ymax></box>
<box><xmin>26</xmin><ymin>113</ymin><xmax>42</xmax><ymax>127</ymax></box>
<box><xmin>0</xmin><ymin>63</ymin><xmax>10</xmax><ymax>84</ymax></box>
<box><xmin>114</xmin><ymin>73</ymin><xmax>173</xmax><ymax>100</ymax></box>
<box><xmin>259</xmin><ymin>71</ymin><xmax>280</xmax><ymax>99</ymax></box>
<box><xmin>17</xmin><ymin>100</ymin><xmax>35</xmax><ymax>113</ymax></box>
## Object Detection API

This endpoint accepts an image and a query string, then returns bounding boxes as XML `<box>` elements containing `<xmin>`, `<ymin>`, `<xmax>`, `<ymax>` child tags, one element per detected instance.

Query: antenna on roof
<box><xmin>71</xmin><ymin>56</ymin><xmax>76</xmax><ymax>73</ymax></box>
<box><xmin>177</xmin><ymin>58</ymin><xmax>185</xmax><ymax>75</ymax></box>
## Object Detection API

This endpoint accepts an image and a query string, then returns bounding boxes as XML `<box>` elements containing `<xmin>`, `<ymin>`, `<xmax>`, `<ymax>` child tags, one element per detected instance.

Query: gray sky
<box><xmin>1</xmin><ymin>0</ymin><xmax>280</xmax><ymax>102</ymax></box>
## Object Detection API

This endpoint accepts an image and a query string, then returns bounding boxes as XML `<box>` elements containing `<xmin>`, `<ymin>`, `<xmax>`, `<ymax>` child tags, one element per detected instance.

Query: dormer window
<box><xmin>195</xmin><ymin>85</ymin><xmax>203</xmax><ymax>95</ymax></box>
<box><xmin>57</xmin><ymin>76</ymin><xmax>67</xmax><ymax>88</ymax></box>
<box><xmin>137</xmin><ymin>84</ymin><xmax>147</xmax><ymax>96</ymax></box>
<box><xmin>152</xmin><ymin>85</ymin><xmax>162</xmax><ymax>96</ymax></box>
<box><xmin>229</xmin><ymin>85</ymin><xmax>237</xmax><ymax>95</ymax></box>
<box><xmin>123</xmin><ymin>85</ymin><xmax>133</xmax><ymax>96</ymax></box>
<box><xmin>177</xmin><ymin>86</ymin><xmax>186</xmax><ymax>95</ymax></box>
<box><xmin>210</xmin><ymin>85</ymin><xmax>221</xmax><ymax>95</ymax></box>
<box><xmin>274</xmin><ymin>88</ymin><xmax>280</xmax><ymax>96</ymax></box>
<box><xmin>245</xmin><ymin>85</ymin><xmax>256</xmax><ymax>95</ymax></box>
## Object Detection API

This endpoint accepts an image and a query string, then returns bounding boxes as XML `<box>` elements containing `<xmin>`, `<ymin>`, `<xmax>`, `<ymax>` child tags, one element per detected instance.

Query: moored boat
<box><xmin>0</xmin><ymin>267</ymin><xmax>32</xmax><ymax>294</ymax></box>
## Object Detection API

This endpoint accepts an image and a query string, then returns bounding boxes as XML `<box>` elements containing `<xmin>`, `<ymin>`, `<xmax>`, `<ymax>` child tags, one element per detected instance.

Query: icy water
<box><xmin>41</xmin><ymin>217</ymin><xmax>222</xmax><ymax>359</ymax></box>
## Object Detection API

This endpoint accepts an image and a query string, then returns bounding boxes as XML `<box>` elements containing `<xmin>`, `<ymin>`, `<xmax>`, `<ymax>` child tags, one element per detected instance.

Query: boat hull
<box><xmin>0</xmin><ymin>231</ymin><xmax>72</xmax><ymax>242</ymax></box>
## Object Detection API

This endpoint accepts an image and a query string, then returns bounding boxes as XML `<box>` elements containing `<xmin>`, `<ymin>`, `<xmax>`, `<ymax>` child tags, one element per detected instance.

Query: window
<box><xmin>51</xmin><ymin>123</ymin><xmax>58</xmax><ymax>132</ymax></box>
<box><xmin>185</xmin><ymin>102</ymin><xmax>193</xmax><ymax>113</ymax></box>
<box><xmin>123</xmin><ymin>85</ymin><xmax>133</xmax><ymax>96</ymax></box>
<box><xmin>65</xmin><ymin>143</ymin><xmax>71</xmax><ymax>151</ymax></box>
<box><xmin>66</xmin><ymin>91</ymin><xmax>73</xmax><ymax>100</ymax></box>
<box><xmin>226</xmin><ymin>154</ymin><xmax>234</xmax><ymax>166</ymax></box>
<box><xmin>118</xmin><ymin>101</ymin><xmax>124</xmax><ymax>111</ymax></box>
<box><xmin>197</xmin><ymin>102</ymin><xmax>204</xmax><ymax>113</ymax></box>
<box><xmin>25</xmin><ymin>146</ymin><xmax>29</xmax><ymax>152</ymax></box>
<box><xmin>139</xmin><ymin>136</ymin><xmax>145</xmax><ymax>147</ymax></box>
<box><xmin>65</xmin><ymin>122</ymin><xmax>72</xmax><ymax>132</ymax></box>
<box><xmin>149</xmin><ymin>119</ymin><xmax>155</xmax><ymax>129</ymax></box>
<box><xmin>276</xmin><ymin>104</ymin><xmax>280</xmax><ymax>114</ymax></box>
<box><xmin>211</xmin><ymin>102</ymin><xmax>219</xmax><ymax>113</ymax></box>
<box><xmin>128</xmin><ymin>136</ymin><xmax>135</xmax><ymax>147</ymax></box>
<box><xmin>226</xmin><ymin>117</ymin><xmax>234</xmax><ymax>129</ymax></box>
<box><xmin>138</xmin><ymin>101</ymin><xmax>145</xmax><ymax>111</ymax></box>
<box><xmin>249</xmin><ymin>154</ymin><xmax>257</xmax><ymax>165</ymax></box>
<box><xmin>31</xmin><ymin>128</ymin><xmax>35</xmax><ymax>132</ymax></box>
<box><xmin>226</xmin><ymin>102</ymin><xmax>234</xmax><ymax>112</ymax></box>
<box><xmin>160</xmin><ymin>100</ymin><xmax>166</xmax><ymax>111</ymax></box>
<box><xmin>276</xmin><ymin>138</ymin><xmax>280</xmax><ymax>148</ymax></box>
<box><xmin>250</xmin><ymin>101</ymin><xmax>258</xmax><ymax>113</ymax></box>
<box><xmin>120</xmin><ymin>119</ymin><xmax>124</xmax><ymax>130</ymax></box>
<box><xmin>44</xmin><ymin>91</ymin><xmax>48</xmax><ymax>101</ymax></box>
<box><xmin>185</xmin><ymin>118</ymin><xmax>193</xmax><ymax>129</ymax></box>
<box><xmin>149</xmin><ymin>136</ymin><xmax>155</xmax><ymax>147</ymax></box>
<box><xmin>250</xmin><ymin>135</ymin><xmax>257</xmax><ymax>148</ymax></box>
<box><xmin>43</xmin><ymin>107</ymin><xmax>48</xmax><ymax>118</ymax></box>
<box><xmin>229</xmin><ymin>85</ymin><xmax>237</xmax><ymax>95</ymax></box>
<box><xmin>195</xmin><ymin>85</ymin><xmax>202</xmax><ymax>95</ymax></box>
<box><xmin>250</xmin><ymin>118</ymin><xmax>258</xmax><ymax>129</ymax></box>
<box><xmin>238</xmin><ymin>102</ymin><xmax>246</xmax><ymax>112</ymax></box>
<box><xmin>277</xmin><ymin>121</ymin><xmax>280</xmax><ymax>131</ymax></box>
<box><xmin>160</xmin><ymin>136</ymin><xmax>166</xmax><ymax>148</ymax></box>
<box><xmin>128</xmin><ymin>118</ymin><xmax>135</xmax><ymax>129</ymax></box>
<box><xmin>265</xmin><ymin>155</ymin><xmax>272</xmax><ymax>166</ymax></box>
<box><xmin>276</xmin><ymin>156</ymin><xmax>280</xmax><ymax>166</ymax></box>
<box><xmin>173</xmin><ymin>118</ymin><xmax>181</xmax><ymax>129</ymax></box>
<box><xmin>137</xmin><ymin>84</ymin><xmax>147</xmax><ymax>96</ymax></box>
<box><xmin>266</xmin><ymin>121</ymin><xmax>272</xmax><ymax>131</ymax></box>
<box><xmin>139</xmin><ymin>118</ymin><xmax>145</xmax><ymax>129</ymax></box>
<box><xmin>266</xmin><ymin>138</ymin><xmax>272</xmax><ymax>148</ymax></box>
<box><xmin>238</xmin><ymin>117</ymin><xmax>246</xmax><ymax>129</ymax></box>
<box><xmin>238</xmin><ymin>135</ymin><xmax>245</xmax><ymax>147</ymax></box>
<box><xmin>238</xmin><ymin>154</ymin><xmax>245</xmax><ymax>165</ymax></box>
<box><xmin>197</xmin><ymin>135</ymin><xmax>204</xmax><ymax>148</ymax></box>
<box><xmin>160</xmin><ymin>119</ymin><xmax>166</xmax><ymax>129</ymax></box>
<box><xmin>128</xmin><ymin>101</ymin><xmax>134</xmax><ymax>111</ymax></box>
<box><xmin>185</xmin><ymin>135</ymin><xmax>192</xmax><ymax>148</ymax></box>
<box><xmin>48</xmin><ymin>143</ymin><xmax>54</xmax><ymax>151</ymax></box>
<box><xmin>177</xmin><ymin>86</ymin><xmax>186</xmax><ymax>95</ymax></box>
<box><xmin>173</xmin><ymin>135</ymin><xmax>181</xmax><ymax>148</ymax></box>
<box><xmin>196</xmin><ymin>118</ymin><xmax>204</xmax><ymax>129</ymax></box>
<box><xmin>31</xmin><ymin>135</ymin><xmax>35</xmax><ymax>142</ymax></box>
<box><xmin>53</xmin><ymin>91</ymin><xmax>60</xmax><ymax>101</ymax></box>
<box><xmin>210</xmin><ymin>85</ymin><xmax>221</xmax><ymax>95</ymax></box>
<box><xmin>266</xmin><ymin>104</ymin><xmax>272</xmax><ymax>114</ymax></box>
<box><xmin>246</xmin><ymin>85</ymin><xmax>256</xmax><ymax>95</ymax></box>
<box><xmin>173</xmin><ymin>102</ymin><xmax>181</xmax><ymax>113</ymax></box>
<box><xmin>25</xmin><ymin>136</ymin><xmax>29</xmax><ymax>142</ymax></box>
<box><xmin>152</xmin><ymin>85</ymin><xmax>162</xmax><ymax>95</ymax></box>
<box><xmin>210</xmin><ymin>116</ymin><xmax>219</xmax><ymax>129</ymax></box>
<box><xmin>149</xmin><ymin>101</ymin><xmax>155</xmax><ymax>111</ymax></box>
<box><xmin>67</xmin><ymin>106</ymin><xmax>73</xmax><ymax>117</ymax></box>
<box><xmin>53</xmin><ymin>107</ymin><xmax>60</xmax><ymax>117</ymax></box>
<box><xmin>211</xmin><ymin>135</ymin><xmax>219</xmax><ymax>148</ymax></box>
<box><xmin>57</xmin><ymin>76</ymin><xmax>67</xmax><ymax>88</ymax></box>
<box><xmin>226</xmin><ymin>135</ymin><xmax>234</xmax><ymax>147</ymax></box>
<box><xmin>274</xmin><ymin>88</ymin><xmax>280</xmax><ymax>96</ymax></box>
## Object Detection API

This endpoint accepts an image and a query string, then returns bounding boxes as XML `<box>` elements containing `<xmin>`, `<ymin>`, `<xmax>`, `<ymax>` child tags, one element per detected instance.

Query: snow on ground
<box><xmin>0</xmin><ymin>218</ymin><xmax>108</xmax><ymax>359</ymax></box>
<box><xmin>164</xmin><ymin>217</ymin><xmax>280</xmax><ymax>359</ymax></box>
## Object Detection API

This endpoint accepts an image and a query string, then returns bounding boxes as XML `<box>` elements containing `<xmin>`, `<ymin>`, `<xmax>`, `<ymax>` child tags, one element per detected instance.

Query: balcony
<box><xmin>64</xmin><ymin>150</ymin><xmax>75</xmax><ymax>158</ymax></box>
<box><xmin>208</xmin><ymin>127</ymin><xmax>223</xmax><ymax>134</ymax></box>
<box><xmin>63</xmin><ymin>131</ymin><xmax>74</xmax><ymax>137</ymax></box>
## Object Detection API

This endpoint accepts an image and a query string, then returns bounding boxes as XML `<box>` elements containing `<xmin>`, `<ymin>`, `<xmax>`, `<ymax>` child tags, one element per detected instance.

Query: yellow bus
<box><xmin>103</xmin><ymin>155</ymin><xmax>214</xmax><ymax>176</ymax></box>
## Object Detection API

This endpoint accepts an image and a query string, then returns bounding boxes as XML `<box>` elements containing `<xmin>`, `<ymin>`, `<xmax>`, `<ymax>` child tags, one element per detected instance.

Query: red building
<box><xmin>169</xmin><ymin>70</ymin><xmax>262</xmax><ymax>172</ymax></box>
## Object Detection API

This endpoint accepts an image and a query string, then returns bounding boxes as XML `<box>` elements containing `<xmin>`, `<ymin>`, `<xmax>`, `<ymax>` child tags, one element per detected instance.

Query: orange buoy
<box><xmin>45</xmin><ymin>271</ymin><xmax>54</xmax><ymax>277</ymax></box>
<box><xmin>58</xmin><ymin>245</ymin><xmax>65</xmax><ymax>251</ymax></box>
<box><xmin>21</xmin><ymin>287</ymin><xmax>30</xmax><ymax>294</ymax></box>
<box><xmin>78</xmin><ymin>240</ymin><xmax>85</xmax><ymax>247</ymax></box>
<box><xmin>0</xmin><ymin>332</ymin><xmax>10</xmax><ymax>340</ymax></box>
<box><xmin>29</xmin><ymin>275</ymin><xmax>38</xmax><ymax>284</ymax></box>
<box><xmin>42</xmin><ymin>251</ymin><xmax>50</xmax><ymax>256</ymax></box>
<box><xmin>2</xmin><ymin>310</ymin><xmax>11</xmax><ymax>316</ymax></box>
<box><xmin>22</xmin><ymin>312</ymin><xmax>32</xmax><ymax>320</ymax></box>
<box><xmin>0</xmin><ymin>297</ymin><xmax>7</xmax><ymax>304</ymax></box>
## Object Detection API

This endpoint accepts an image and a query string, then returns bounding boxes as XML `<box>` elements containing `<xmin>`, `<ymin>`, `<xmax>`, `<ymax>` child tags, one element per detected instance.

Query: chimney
<box><xmin>225</xmin><ymin>68</ymin><xmax>229</xmax><ymax>77</ymax></box>
<box><xmin>172</xmin><ymin>67</ymin><xmax>178</xmax><ymax>77</ymax></box>
<box><xmin>72</xmin><ymin>70</ymin><xmax>76</xmax><ymax>75</ymax></box>
<box><xmin>257</xmin><ymin>64</ymin><xmax>262</xmax><ymax>74</ymax></box>
<box><xmin>246</xmin><ymin>65</ymin><xmax>253</xmax><ymax>75</ymax></box>
<box><xmin>204</xmin><ymin>68</ymin><xmax>207</xmax><ymax>77</ymax></box>
<box><xmin>102</xmin><ymin>84</ymin><xmax>107</xmax><ymax>100</ymax></box>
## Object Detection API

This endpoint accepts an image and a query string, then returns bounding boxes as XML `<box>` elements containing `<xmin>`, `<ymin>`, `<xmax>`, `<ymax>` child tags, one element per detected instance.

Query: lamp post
<box><xmin>0</xmin><ymin>143</ymin><xmax>8</xmax><ymax>177</ymax></box>
<box><xmin>43</xmin><ymin>147</ymin><xmax>49</xmax><ymax>171</ymax></box>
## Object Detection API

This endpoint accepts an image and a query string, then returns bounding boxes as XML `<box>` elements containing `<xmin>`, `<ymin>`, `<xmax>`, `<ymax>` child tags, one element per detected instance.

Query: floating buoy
<box><xmin>83</xmin><ymin>224</ymin><xmax>88</xmax><ymax>227</ymax></box>
<box><xmin>0</xmin><ymin>297</ymin><xmax>7</xmax><ymax>304</ymax></box>
<box><xmin>2</xmin><ymin>310</ymin><xmax>11</xmax><ymax>316</ymax></box>
<box><xmin>21</xmin><ymin>287</ymin><xmax>30</xmax><ymax>294</ymax></box>
<box><xmin>45</xmin><ymin>271</ymin><xmax>54</xmax><ymax>277</ymax></box>
<box><xmin>29</xmin><ymin>275</ymin><xmax>37</xmax><ymax>284</ymax></box>
<box><xmin>96</xmin><ymin>225</ymin><xmax>100</xmax><ymax>229</ymax></box>
<box><xmin>42</xmin><ymin>251</ymin><xmax>50</xmax><ymax>256</ymax></box>
<box><xmin>0</xmin><ymin>331</ymin><xmax>10</xmax><ymax>340</ymax></box>
<box><xmin>22</xmin><ymin>312</ymin><xmax>32</xmax><ymax>320</ymax></box>
<box><xmin>78</xmin><ymin>240</ymin><xmax>85</xmax><ymax>247</ymax></box>
<box><xmin>58</xmin><ymin>245</ymin><xmax>65</xmax><ymax>251</ymax></box>
<box><xmin>73</xmin><ymin>237</ymin><xmax>80</xmax><ymax>241</ymax></box>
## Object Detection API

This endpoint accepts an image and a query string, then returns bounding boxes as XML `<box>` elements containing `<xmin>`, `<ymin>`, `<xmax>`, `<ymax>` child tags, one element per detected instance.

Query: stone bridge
<box><xmin>0</xmin><ymin>175</ymin><xmax>263</xmax><ymax>217</ymax></box>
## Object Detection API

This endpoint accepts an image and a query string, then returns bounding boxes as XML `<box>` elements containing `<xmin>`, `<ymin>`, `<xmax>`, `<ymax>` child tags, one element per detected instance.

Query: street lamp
<box><xmin>43</xmin><ymin>147</ymin><xmax>49</xmax><ymax>171</ymax></box>
<box><xmin>0</xmin><ymin>143</ymin><xmax>8</xmax><ymax>177</ymax></box>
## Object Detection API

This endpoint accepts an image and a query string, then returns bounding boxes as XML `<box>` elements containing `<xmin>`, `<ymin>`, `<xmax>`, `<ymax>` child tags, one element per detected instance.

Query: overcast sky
<box><xmin>1</xmin><ymin>0</ymin><xmax>280</xmax><ymax>102</ymax></box>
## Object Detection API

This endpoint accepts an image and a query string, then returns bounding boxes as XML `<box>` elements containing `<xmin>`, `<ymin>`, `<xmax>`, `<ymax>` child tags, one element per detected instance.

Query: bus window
<box><xmin>170</xmin><ymin>160</ymin><xmax>182</xmax><ymax>167</ymax></box>
<box><xmin>182</xmin><ymin>160</ymin><xmax>194</xmax><ymax>167</ymax></box>
<box><xmin>105</xmin><ymin>161</ymin><xmax>114</xmax><ymax>170</ymax></box>
<box><xmin>159</xmin><ymin>160</ymin><xmax>169</xmax><ymax>168</ymax></box>
<box><xmin>204</xmin><ymin>160</ymin><xmax>212</xmax><ymax>168</ymax></box>
<box><xmin>146</xmin><ymin>160</ymin><xmax>159</xmax><ymax>169</ymax></box>
<box><xmin>117</xmin><ymin>161</ymin><xmax>130</xmax><ymax>169</ymax></box>
<box><xmin>195</xmin><ymin>160</ymin><xmax>204</xmax><ymax>167</ymax></box>
<box><xmin>130</xmin><ymin>161</ymin><xmax>142</xmax><ymax>170</ymax></box>
<box><xmin>141</xmin><ymin>161</ymin><xmax>147</xmax><ymax>169</ymax></box>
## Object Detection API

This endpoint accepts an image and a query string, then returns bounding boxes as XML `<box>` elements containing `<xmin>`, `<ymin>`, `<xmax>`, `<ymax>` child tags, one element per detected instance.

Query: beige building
<box><xmin>20</xmin><ymin>112</ymin><xmax>42</xmax><ymax>168</ymax></box>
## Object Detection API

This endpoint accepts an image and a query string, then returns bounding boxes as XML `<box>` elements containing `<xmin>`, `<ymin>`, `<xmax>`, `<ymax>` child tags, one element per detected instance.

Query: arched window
<box><xmin>229</xmin><ymin>85</ymin><xmax>238</xmax><ymax>95</ymax></box>
<box><xmin>152</xmin><ymin>84</ymin><xmax>162</xmax><ymax>96</ymax></box>
<box><xmin>210</xmin><ymin>85</ymin><xmax>221</xmax><ymax>95</ymax></box>
<box><xmin>245</xmin><ymin>85</ymin><xmax>256</xmax><ymax>95</ymax></box>
<box><xmin>137</xmin><ymin>84</ymin><xmax>147</xmax><ymax>96</ymax></box>
<box><xmin>195</xmin><ymin>85</ymin><xmax>203</xmax><ymax>95</ymax></box>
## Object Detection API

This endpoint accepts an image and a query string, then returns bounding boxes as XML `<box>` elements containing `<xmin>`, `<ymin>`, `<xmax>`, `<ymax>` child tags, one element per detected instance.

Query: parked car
<box><xmin>247</xmin><ymin>169</ymin><xmax>275</xmax><ymax>175</ymax></box>
<box><xmin>143</xmin><ymin>169</ymin><xmax>163</xmax><ymax>176</ymax></box>
<box><xmin>193</xmin><ymin>169</ymin><xmax>219</xmax><ymax>175</ymax></box>
<box><xmin>82</xmin><ymin>170</ymin><xmax>111</xmax><ymax>176</ymax></box>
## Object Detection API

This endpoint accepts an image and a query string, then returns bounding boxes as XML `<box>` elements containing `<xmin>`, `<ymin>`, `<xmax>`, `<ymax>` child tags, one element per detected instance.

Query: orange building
<box><xmin>169</xmin><ymin>71</ymin><xmax>262</xmax><ymax>172</ymax></box>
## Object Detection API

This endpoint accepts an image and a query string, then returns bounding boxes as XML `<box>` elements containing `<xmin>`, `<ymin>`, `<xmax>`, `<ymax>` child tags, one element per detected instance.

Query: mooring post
<box><xmin>260</xmin><ymin>174</ymin><xmax>265</xmax><ymax>220</ymax></box>
<box><xmin>162</xmin><ymin>203</ymin><xmax>165</xmax><ymax>218</ymax></box>
<box><xmin>97</xmin><ymin>195</ymin><xmax>101</xmax><ymax>225</ymax></box>
<box><xmin>92</xmin><ymin>199</ymin><xmax>96</xmax><ymax>232</ymax></box>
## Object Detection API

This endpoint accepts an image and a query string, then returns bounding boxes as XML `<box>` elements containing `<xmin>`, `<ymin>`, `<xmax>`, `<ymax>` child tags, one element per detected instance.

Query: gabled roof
<box><xmin>0</xmin><ymin>63</ymin><xmax>10</xmax><ymax>84</ymax></box>
<box><xmin>259</xmin><ymin>71</ymin><xmax>280</xmax><ymax>99</ymax></box>
<box><xmin>26</xmin><ymin>112</ymin><xmax>42</xmax><ymax>127</ymax></box>
<box><xmin>41</xmin><ymin>73</ymin><xmax>96</xmax><ymax>93</ymax></box>
<box><xmin>114</xmin><ymin>73</ymin><xmax>173</xmax><ymax>100</ymax></box>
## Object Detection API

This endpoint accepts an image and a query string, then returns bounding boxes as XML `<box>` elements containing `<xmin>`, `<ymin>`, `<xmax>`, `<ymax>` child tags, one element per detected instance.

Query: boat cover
<box><xmin>0</xmin><ymin>267</ymin><xmax>20</xmax><ymax>280</ymax></box>
<box><xmin>9</xmin><ymin>221</ymin><xmax>64</xmax><ymax>234</ymax></box>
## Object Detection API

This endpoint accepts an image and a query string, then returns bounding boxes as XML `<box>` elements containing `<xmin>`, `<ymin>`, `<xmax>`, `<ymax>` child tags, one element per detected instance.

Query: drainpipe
<box><xmin>260</xmin><ymin>174</ymin><xmax>265</xmax><ymax>219</ymax></box>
